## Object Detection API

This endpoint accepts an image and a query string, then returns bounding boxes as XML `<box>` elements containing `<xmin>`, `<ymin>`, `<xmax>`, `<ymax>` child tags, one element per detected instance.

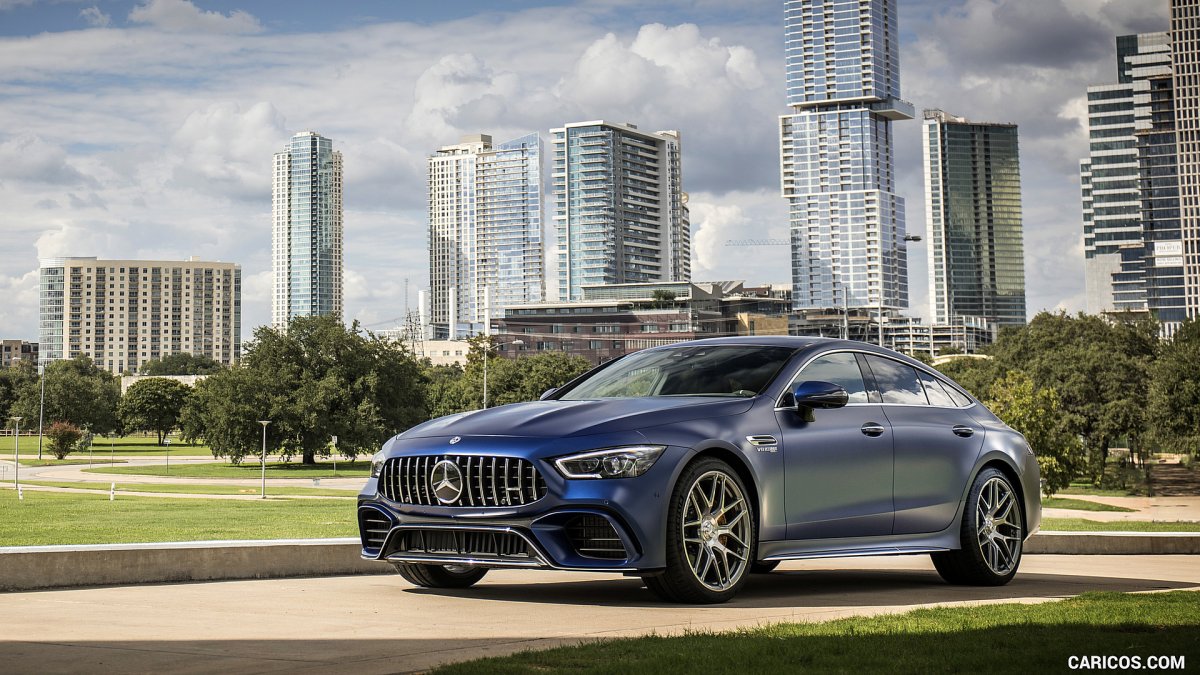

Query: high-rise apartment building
<box><xmin>1171</xmin><ymin>0</ymin><xmax>1200</xmax><ymax>322</ymax></box>
<box><xmin>551</xmin><ymin>121</ymin><xmax>690</xmax><ymax>302</ymax></box>
<box><xmin>0</xmin><ymin>340</ymin><xmax>37</xmax><ymax>369</ymax></box>
<box><xmin>38</xmin><ymin>257</ymin><xmax>241</xmax><ymax>374</ymax></box>
<box><xmin>427</xmin><ymin>133</ymin><xmax>544</xmax><ymax>339</ymax></box>
<box><xmin>780</xmin><ymin>0</ymin><xmax>913</xmax><ymax>314</ymax></box>
<box><xmin>923</xmin><ymin>110</ymin><xmax>1026</xmax><ymax>327</ymax></box>
<box><xmin>272</xmin><ymin>131</ymin><xmax>343</xmax><ymax>330</ymax></box>
<box><xmin>1081</xmin><ymin>32</ymin><xmax>1177</xmax><ymax>324</ymax></box>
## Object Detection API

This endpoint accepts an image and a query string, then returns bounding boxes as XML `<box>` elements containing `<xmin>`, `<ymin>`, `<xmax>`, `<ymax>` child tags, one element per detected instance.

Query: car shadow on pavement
<box><xmin>402</xmin><ymin>567</ymin><xmax>1198</xmax><ymax>609</ymax></box>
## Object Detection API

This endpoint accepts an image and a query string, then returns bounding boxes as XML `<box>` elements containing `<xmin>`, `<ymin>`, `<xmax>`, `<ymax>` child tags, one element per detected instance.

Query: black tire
<box><xmin>931</xmin><ymin>467</ymin><xmax>1024</xmax><ymax>586</ymax></box>
<box><xmin>750</xmin><ymin>561</ymin><xmax>779</xmax><ymax>574</ymax></box>
<box><xmin>645</xmin><ymin>457</ymin><xmax>756</xmax><ymax>604</ymax></box>
<box><xmin>393</xmin><ymin>563</ymin><xmax>488</xmax><ymax>589</ymax></box>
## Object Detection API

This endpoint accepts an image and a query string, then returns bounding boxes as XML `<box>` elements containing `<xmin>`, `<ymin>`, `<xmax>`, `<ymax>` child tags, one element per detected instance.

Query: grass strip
<box><xmin>84</xmin><ymin>461</ymin><xmax>370</xmax><ymax>479</ymax></box>
<box><xmin>1041</xmin><ymin>518</ymin><xmax>1200</xmax><ymax>532</ymax></box>
<box><xmin>17</xmin><ymin>458</ymin><xmax>128</xmax><ymax>467</ymax></box>
<box><xmin>434</xmin><ymin>591</ymin><xmax>1200</xmax><ymax>675</ymax></box>
<box><xmin>19</xmin><ymin>480</ymin><xmax>356</xmax><ymax>498</ymax></box>
<box><xmin>7</xmin><ymin>435</ymin><xmax>213</xmax><ymax>456</ymax></box>
<box><xmin>1041</xmin><ymin>497</ymin><xmax>1136</xmax><ymax>512</ymax></box>
<box><xmin>0</xmin><ymin>489</ymin><xmax>355</xmax><ymax>545</ymax></box>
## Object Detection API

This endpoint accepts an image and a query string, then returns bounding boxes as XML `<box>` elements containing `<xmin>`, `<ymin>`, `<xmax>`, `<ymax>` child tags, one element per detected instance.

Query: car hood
<box><xmin>400</xmin><ymin>397</ymin><xmax>755</xmax><ymax>440</ymax></box>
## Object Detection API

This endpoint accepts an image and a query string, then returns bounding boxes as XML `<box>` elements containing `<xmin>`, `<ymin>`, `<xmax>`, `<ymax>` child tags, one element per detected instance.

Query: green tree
<box><xmin>11</xmin><ymin>357</ymin><xmax>120</xmax><ymax>434</ymax></box>
<box><xmin>183</xmin><ymin>316</ymin><xmax>426</xmax><ymax>464</ymax></box>
<box><xmin>139</xmin><ymin>353</ymin><xmax>225</xmax><ymax>375</ymax></box>
<box><xmin>1147</xmin><ymin>318</ymin><xmax>1200</xmax><ymax>456</ymax></box>
<box><xmin>44</xmin><ymin>421</ymin><xmax>83</xmax><ymax>460</ymax></box>
<box><xmin>119</xmin><ymin>378</ymin><xmax>191</xmax><ymax>445</ymax></box>
<box><xmin>934</xmin><ymin>356</ymin><xmax>1005</xmax><ymax>402</ymax></box>
<box><xmin>988</xmin><ymin>312</ymin><xmax>1157</xmax><ymax>484</ymax></box>
<box><xmin>0</xmin><ymin>359</ymin><xmax>36</xmax><ymax>422</ymax></box>
<box><xmin>181</xmin><ymin>366</ymin><xmax>273</xmax><ymax>465</ymax></box>
<box><xmin>985</xmin><ymin>371</ymin><xmax>1085</xmax><ymax>496</ymax></box>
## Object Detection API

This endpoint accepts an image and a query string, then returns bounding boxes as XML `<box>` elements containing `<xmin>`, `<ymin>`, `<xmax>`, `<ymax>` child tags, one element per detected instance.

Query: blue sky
<box><xmin>0</xmin><ymin>0</ymin><xmax>1169</xmax><ymax>339</ymax></box>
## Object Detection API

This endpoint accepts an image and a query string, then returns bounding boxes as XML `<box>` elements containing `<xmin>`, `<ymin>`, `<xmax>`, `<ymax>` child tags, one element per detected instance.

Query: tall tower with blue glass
<box><xmin>272</xmin><ymin>131</ymin><xmax>343</xmax><ymax>330</ymax></box>
<box><xmin>780</xmin><ymin>0</ymin><xmax>912</xmax><ymax>318</ymax></box>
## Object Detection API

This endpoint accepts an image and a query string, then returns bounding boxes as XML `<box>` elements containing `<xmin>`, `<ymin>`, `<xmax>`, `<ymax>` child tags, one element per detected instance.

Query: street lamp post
<box><xmin>10</xmin><ymin>416</ymin><xmax>23</xmax><ymax>491</ymax></box>
<box><xmin>164</xmin><ymin>438</ymin><xmax>170</xmax><ymax>475</ymax></box>
<box><xmin>258</xmin><ymin>421</ymin><xmax>270</xmax><ymax>499</ymax></box>
<box><xmin>877</xmin><ymin>234</ymin><xmax>924</xmax><ymax>349</ymax></box>
<box><xmin>36</xmin><ymin>361</ymin><xmax>45</xmax><ymax>460</ymax></box>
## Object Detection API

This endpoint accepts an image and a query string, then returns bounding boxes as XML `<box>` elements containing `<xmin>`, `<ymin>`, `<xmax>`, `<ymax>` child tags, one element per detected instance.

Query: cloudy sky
<box><xmin>0</xmin><ymin>0</ymin><xmax>1169</xmax><ymax>339</ymax></box>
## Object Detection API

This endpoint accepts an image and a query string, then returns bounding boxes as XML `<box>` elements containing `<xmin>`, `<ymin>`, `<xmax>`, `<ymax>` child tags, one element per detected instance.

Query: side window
<box><xmin>864</xmin><ymin>355</ymin><xmax>928</xmax><ymax>405</ymax></box>
<box><xmin>918</xmin><ymin>370</ymin><xmax>955</xmax><ymax>407</ymax></box>
<box><xmin>942</xmin><ymin>381</ymin><xmax>974</xmax><ymax>407</ymax></box>
<box><xmin>797</xmin><ymin>352</ymin><xmax>868</xmax><ymax>403</ymax></box>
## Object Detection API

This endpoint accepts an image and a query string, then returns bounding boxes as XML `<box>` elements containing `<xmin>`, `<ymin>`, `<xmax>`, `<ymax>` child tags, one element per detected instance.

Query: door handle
<box><xmin>861</xmin><ymin>422</ymin><xmax>886</xmax><ymax>437</ymax></box>
<box><xmin>952</xmin><ymin>425</ymin><xmax>975</xmax><ymax>438</ymax></box>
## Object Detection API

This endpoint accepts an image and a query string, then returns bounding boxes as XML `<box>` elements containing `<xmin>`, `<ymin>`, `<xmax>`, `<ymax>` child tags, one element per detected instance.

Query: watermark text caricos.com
<box><xmin>1068</xmin><ymin>655</ymin><xmax>1186</xmax><ymax>670</ymax></box>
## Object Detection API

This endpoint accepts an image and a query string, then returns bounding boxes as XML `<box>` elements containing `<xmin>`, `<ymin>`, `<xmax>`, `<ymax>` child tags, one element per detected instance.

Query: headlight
<box><xmin>554</xmin><ymin>445</ymin><xmax>666</xmax><ymax>479</ymax></box>
<box><xmin>370</xmin><ymin>451</ymin><xmax>386</xmax><ymax>478</ymax></box>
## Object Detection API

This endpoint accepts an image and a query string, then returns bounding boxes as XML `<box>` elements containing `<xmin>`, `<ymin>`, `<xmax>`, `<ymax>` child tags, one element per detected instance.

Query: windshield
<box><xmin>557</xmin><ymin>345</ymin><xmax>799</xmax><ymax>400</ymax></box>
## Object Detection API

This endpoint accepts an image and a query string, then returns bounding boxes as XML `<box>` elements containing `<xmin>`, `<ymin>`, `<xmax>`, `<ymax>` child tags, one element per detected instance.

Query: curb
<box><xmin>1</xmin><ymin>532</ymin><xmax>1197</xmax><ymax>593</ymax></box>
<box><xmin>0</xmin><ymin>538</ymin><xmax>387</xmax><ymax>592</ymax></box>
<box><xmin>1023</xmin><ymin>531</ymin><xmax>1200</xmax><ymax>555</ymax></box>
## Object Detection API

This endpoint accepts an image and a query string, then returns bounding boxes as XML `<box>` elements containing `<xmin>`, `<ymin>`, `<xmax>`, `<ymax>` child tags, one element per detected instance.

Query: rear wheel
<box><xmin>393</xmin><ymin>563</ymin><xmax>488</xmax><ymax>589</ymax></box>
<box><xmin>931</xmin><ymin>467</ymin><xmax>1024</xmax><ymax>586</ymax></box>
<box><xmin>645</xmin><ymin>458</ymin><xmax>755</xmax><ymax>603</ymax></box>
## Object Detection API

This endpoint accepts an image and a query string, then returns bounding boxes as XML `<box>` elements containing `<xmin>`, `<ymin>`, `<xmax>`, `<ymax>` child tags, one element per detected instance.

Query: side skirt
<box><xmin>758</xmin><ymin>527</ymin><xmax>961</xmax><ymax>562</ymax></box>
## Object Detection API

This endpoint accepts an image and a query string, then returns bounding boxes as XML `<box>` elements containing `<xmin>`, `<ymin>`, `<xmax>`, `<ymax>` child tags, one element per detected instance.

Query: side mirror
<box><xmin>790</xmin><ymin>380</ymin><xmax>849</xmax><ymax>410</ymax></box>
<box><xmin>539</xmin><ymin>388</ymin><xmax>558</xmax><ymax>400</ymax></box>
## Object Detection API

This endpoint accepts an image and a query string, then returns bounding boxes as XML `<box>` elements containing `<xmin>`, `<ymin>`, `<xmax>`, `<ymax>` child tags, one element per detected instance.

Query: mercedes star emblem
<box><xmin>430</xmin><ymin>460</ymin><xmax>464</xmax><ymax>504</ymax></box>
<box><xmin>449</xmin><ymin>436</ymin><xmax>461</xmax><ymax>445</ymax></box>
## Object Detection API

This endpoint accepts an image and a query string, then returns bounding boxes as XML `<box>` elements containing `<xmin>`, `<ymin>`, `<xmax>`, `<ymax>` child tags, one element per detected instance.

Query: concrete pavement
<box><xmin>0</xmin><ymin>554</ymin><xmax>1196</xmax><ymax>674</ymax></box>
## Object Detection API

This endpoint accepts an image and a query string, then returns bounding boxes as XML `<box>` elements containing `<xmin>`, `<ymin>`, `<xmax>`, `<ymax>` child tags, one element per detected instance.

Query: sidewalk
<box><xmin>1045</xmin><ymin>495</ymin><xmax>1200</xmax><ymax>523</ymax></box>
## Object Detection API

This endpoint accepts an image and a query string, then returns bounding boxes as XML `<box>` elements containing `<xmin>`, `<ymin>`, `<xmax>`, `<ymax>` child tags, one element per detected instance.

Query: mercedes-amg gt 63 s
<box><xmin>358</xmin><ymin>336</ymin><xmax>1041</xmax><ymax>603</ymax></box>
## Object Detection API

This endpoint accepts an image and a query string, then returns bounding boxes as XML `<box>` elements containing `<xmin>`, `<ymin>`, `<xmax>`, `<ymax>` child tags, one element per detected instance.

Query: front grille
<box><xmin>565</xmin><ymin>515</ymin><xmax>628</xmax><ymax>560</ymax></box>
<box><xmin>378</xmin><ymin>455</ymin><xmax>547</xmax><ymax>507</ymax></box>
<box><xmin>389</xmin><ymin>528</ymin><xmax>535</xmax><ymax>561</ymax></box>
<box><xmin>358</xmin><ymin>508</ymin><xmax>391</xmax><ymax>551</ymax></box>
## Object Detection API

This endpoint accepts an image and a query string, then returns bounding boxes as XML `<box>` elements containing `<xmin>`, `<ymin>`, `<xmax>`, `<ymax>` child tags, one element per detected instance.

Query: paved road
<box><xmin>1</xmin><ymin>554</ymin><xmax>1196</xmax><ymax>674</ymax></box>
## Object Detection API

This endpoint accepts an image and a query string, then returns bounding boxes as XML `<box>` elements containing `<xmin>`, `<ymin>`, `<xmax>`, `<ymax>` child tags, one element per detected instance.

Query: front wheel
<box><xmin>931</xmin><ymin>467</ymin><xmax>1024</xmax><ymax>586</ymax></box>
<box><xmin>393</xmin><ymin>563</ymin><xmax>488</xmax><ymax>589</ymax></box>
<box><xmin>645</xmin><ymin>458</ymin><xmax>756</xmax><ymax>603</ymax></box>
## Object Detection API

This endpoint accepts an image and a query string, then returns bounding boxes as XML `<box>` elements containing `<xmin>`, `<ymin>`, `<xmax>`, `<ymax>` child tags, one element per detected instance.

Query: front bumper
<box><xmin>356</xmin><ymin>443</ymin><xmax>688</xmax><ymax>572</ymax></box>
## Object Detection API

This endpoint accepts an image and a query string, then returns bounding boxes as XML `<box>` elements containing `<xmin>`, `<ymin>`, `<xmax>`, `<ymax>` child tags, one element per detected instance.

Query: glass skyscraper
<box><xmin>923</xmin><ymin>110</ymin><xmax>1026</xmax><ymax>328</ymax></box>
<box><xmin>428</xmin><ymin>133</ymin><xmax>543</xmax><ymax>338</ymax></box>
<box><xmin>1081</xmin><ymin>32</ymin><xmax>1185</xmax><ymax>332</ymax></box>
<box><xmin>551</xmin><ymin>121</ymin><xmax>690</xmax><ymax>302</ymax></box>
<box><xmin>780</xmin><ymin>0</ymin><xmax>913</xmax><ymax>313</ymax></box>
<box><xmin>272</xmin><ymin>131</ymin><xmax>343</xmax><ymax>329</ymax></box>
<box><xmin>1170</xmin><ymin>0</ymin><xmax>1200</xmax><ymax>323</ymax></box>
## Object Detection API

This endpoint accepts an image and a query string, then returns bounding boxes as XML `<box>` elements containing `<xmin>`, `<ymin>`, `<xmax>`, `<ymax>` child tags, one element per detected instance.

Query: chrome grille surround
<box><xmin>377</xmin><ymin>455</ymin><xmax>548</xmax><ymax>507</ymax></box>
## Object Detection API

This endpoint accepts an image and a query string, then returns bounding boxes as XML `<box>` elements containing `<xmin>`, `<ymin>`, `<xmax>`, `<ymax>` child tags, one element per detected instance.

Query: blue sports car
<box><xmin>358</xmin><ymin>336</ymin><xmax>1040</xmax><ymax>603</ymax></box>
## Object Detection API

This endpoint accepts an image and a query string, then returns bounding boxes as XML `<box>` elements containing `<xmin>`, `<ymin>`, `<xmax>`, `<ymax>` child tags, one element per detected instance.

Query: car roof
<box><xmin>644</xmin><ymin>336</ymin><xmax>935</xmax><ymax>370</ymax></box>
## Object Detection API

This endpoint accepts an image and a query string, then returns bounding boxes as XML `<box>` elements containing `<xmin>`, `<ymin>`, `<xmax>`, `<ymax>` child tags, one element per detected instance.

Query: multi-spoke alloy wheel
<box><xmin>932</xmin><ymin>467</ymin><xmax>1024</xmax><ymax>586</ymax></box>
<box><xmin>682</xmin><ymin>470</ymin><xmax>752</xmax><ymax>591</ymax></box>
<box><xmin>976</xmin><ymin>476</ymin><xmax>1022</xmax><ymax>575</ymax></box>
<box><xmin>645</xmin><ymin>458</ymin><xmax>756</xmax><ymax>603</ymax></box>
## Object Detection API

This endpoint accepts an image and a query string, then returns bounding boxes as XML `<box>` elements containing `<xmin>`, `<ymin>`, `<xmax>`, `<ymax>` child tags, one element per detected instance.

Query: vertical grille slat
<box><xmin>377</xmin><ymin>455</ymin><xmax>547</xmax><ymax>507</ymax></box>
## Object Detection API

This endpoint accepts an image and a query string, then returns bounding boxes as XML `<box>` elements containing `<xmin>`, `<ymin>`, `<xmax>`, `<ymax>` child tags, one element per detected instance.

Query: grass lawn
<box><xmin>84</xmin><ymin>460</ymin><xmax>371</xmax><ymax>480</ymax></box>
<box><xmin>434</xmin><ymin>591</ymin><xmax>1200</xmax><ymax>675</ymax></box>
<box><xmin>0</xmin><ymin>489</ymin><xmax>356</xmax><ymax>545</ymax></box>
<box><xmin>20</xmin><ymin>480</ymin><xmax>357</xmax><ymax>498</ymax></box>
<box><xmin>1041</xmin><ymin>518</ymin><xmax>1200</xmax><ymax>532</ymax></box>
<box><xmin>7</xmin><ymin>434</ymin><xmax>212</xmax><ymax>457</ymax></box>
<box><xmin>18</xmin><ymin>458</ymin><xmax>128</xmax><ymax>467</ymax></box>
<box><xmin>1041</xmin><ymin>497</ymin><xmax>1136</xmax><ymax>512</ymax></box>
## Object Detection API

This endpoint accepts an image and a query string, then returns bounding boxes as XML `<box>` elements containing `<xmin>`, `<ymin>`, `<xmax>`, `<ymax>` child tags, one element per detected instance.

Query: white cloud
<box><xmin>689</xmin><ymin>189</ymin><xmax>790</xmax><ymax>284</ymax></box>
<box><xmin>167</xmin><ymin>101</ymin><xmax>287</xmax><ymax>200</ymax></box>
<box><xmin>128</xmin><ymin>0</ymin><xmax>262</xmax><ymax>34</ymax></box>
<box><xmin>79</xmin><ymin>6</ymin><xmax>110</xmax><ymax>27</ymax></box>
<box><xmin>0</xmin><ymin>135</ymin><xmax>93</xmax><ymax>186</ymax></box>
